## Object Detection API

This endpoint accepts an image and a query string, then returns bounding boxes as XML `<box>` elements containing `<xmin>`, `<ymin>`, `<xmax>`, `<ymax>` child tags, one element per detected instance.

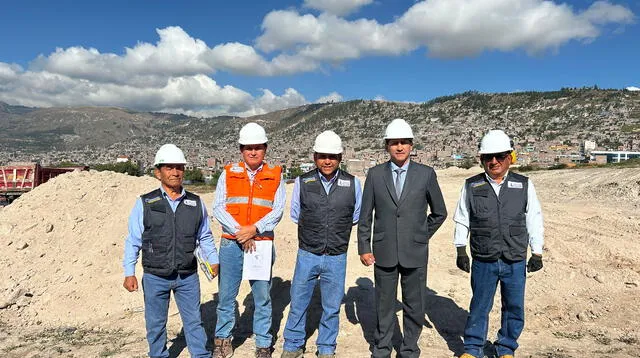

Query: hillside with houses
<box><xmin>1</xmin><ymin>88</ymin><xmax>639</xmax><ymax>177</ymax></box>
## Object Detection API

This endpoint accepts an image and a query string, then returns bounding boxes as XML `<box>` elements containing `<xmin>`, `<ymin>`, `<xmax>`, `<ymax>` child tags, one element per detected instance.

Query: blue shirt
<box><xmin>453</xmin><ymin>171</ymin><xmax>544</xmax><ymax>255</ymax></box>
<box><xmin>390</xmin><ymin>160</ymin><xmax>410</xmax><ymax>191</ymax></box>
<box><xmin>290</xmin><ymin>169</ymin><xmax>362</xmax><ymax>224</ymax></box>
<box><xmin>212</xmin><ymin>163</ymin><xmax>286</xmax><ymax>236</ymax></box>
<box><xmin>122</xmin><ymin>186</ymin><xmax>219</xmax><ymax>277</ymax></box>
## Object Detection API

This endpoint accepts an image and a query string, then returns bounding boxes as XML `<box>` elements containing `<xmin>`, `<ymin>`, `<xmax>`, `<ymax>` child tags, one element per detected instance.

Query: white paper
<box><xmin>242</xmin><ymin>240</ymin><xmax>273</xmax><ymax>281</ymax></box>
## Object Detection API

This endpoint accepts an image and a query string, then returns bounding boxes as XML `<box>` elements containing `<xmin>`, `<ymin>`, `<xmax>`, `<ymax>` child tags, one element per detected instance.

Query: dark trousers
<box><xmin>372</xmin><ymin>264</ymin><xmax>425</xmax><ymax>358</ymax></box>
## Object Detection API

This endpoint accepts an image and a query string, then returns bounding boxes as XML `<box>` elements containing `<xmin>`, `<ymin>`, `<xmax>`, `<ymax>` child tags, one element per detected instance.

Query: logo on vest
<box><xmin>337</xmin><ymin>179</ymin><xmax>351</xmax><ymax>187</ymax></box>
<box><xmin>183</xmin><ymin>199</ymin><xmax>197</xmax><ymax>206</ymax></box>
<box><xmin>507</xmin><ymin>181</ymin><xmax>523</xmax><ymax>189</ymax></box>
<box><xmin>145</xmin><ymin>196</ymin><xmax>162</xmax><ymax>204</ymax></box>
<box><xmin>303</xmin><ymin>177</ymin><xmax>317</xmax><ymax>184</ymax></box>
<box><xmin>230</xmin><ymin>165</ymin><xmax>244</xmax><ymax>173</ymax></box>
<box><xmin>471</xmin><ymin>181</ymin><xmax>486</xmax><ymax>188</ymax></box>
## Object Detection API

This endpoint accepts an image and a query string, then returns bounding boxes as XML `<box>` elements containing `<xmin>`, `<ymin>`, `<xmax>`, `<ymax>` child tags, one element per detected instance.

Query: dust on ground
<box><xmin>0</xmin><ymin>167</ymin><xmax>639</xmax><ymax>357</ymax></box>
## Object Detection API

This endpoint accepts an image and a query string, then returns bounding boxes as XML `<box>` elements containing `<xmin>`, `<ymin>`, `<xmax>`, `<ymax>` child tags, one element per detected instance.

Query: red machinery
<box><xmin>0</xmin><ymin>163</ymin><xmax>87</xmax><ymax>204</ymax></box>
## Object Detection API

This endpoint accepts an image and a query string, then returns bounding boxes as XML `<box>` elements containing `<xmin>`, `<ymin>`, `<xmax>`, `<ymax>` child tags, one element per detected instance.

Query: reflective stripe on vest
<box><xmin>226</xmin><ymin>196</ymin><xmax>273</xmax><ymax>208</ymax></box>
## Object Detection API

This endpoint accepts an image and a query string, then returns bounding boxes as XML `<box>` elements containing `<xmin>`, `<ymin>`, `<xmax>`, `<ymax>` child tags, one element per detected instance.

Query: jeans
<box><xmin>282</xmin><ymin>249</ymin><xmax>347</xmax><ymax>355</ymax></box>
<box><xmin>215</xmin><ymin>238</ymin><xmax>274</xmax><ymax>348</ymax></box>
<box><xmin>142</xmin><ymin>272</ymin><xmax>210</xmax><ymax>358</ymax></box>
<box><xmin>463</xmin><ymin>258</ymin><xmax>526</xmax><ymax>358</ymax></box>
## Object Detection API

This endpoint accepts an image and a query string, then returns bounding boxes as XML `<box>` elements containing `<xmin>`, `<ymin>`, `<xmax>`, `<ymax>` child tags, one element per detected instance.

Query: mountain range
<box><xmin>1</xmin><ymin>88</ymin><xmax>639</xmax><ymax>168</ymax></box>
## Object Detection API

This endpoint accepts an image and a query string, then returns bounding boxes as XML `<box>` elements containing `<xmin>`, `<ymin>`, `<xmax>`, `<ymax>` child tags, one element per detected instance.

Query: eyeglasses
<box><xmin>481</xmin><ymin>152</ymin><xmax>511</xmax><ymax>162</ymax></box>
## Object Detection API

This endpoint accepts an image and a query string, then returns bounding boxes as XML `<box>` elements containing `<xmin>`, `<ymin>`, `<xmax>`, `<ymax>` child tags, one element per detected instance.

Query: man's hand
<box><xmin>360</xmin><ymin>253</ymin><xmax>375</xmax><ymax>266</ymax></box>
<box><xmin>210</xmin><ymin>264</ymin><xmax>220</xmax><ymax>278</ymax></box>
<box><xmin>527</xmin><ymin>254</ymin><xmax>543</xmax><ymax>272</ymax></box>
<box><xmin>236</xmin><ymin>225</ymin><xmax>257</xmax><ymax>243</ymax></box>
<box><xmin>123</xmin><ymin>276</ymin><xmax>138</xmax><ymax>292</ymax></box>
<box><xmin>242</xmin><ymin>239</ymin><xmax>256</xmax><ymax>253</ymax></box>
<box><xmin>456</xmin><ymin>246</ymin><xmax>470</xmax><ymax>273</ymax></box>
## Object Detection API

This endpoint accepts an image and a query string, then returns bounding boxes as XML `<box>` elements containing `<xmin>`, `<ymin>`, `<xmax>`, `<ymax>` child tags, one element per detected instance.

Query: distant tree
<box><xmin>53</xmin><ymin>161</ymin><xmax>84</xmax><ymax>167</ymax></box>
<box><xmin>209</xmin><ymin>170</ymin><xmax>222</xmax><ymax>186</ymax></box>
<box><xmin>459</xmin><ymin>157</ymin><xmax>476</xmax><ymax>169</ymax></box>
<box><xmin>93</xmin><ymin>161</ymin><xmax>140</xmax><ymax>176</ymax></box>
<box><xmin>184</xmin><ymin>168</ymin><xmax>204</xmax><ymax>183</ymax></box>
<box><xmin>289</xmin><ymin>166</ymin><xmax>304</xmax><ymax>179</ymax></box>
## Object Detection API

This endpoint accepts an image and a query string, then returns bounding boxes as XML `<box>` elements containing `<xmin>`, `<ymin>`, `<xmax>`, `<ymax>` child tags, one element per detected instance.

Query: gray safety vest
<box><xmin>141</xmin><ymin>188</ymin><xmax>202</xmax><ymax>276</ymax></box>
<box><xmin>298</xmin><ymin>169</ymin><xmax>356</xmax><ymax>255</ymax></box>
<box><xmin>465</xmin><ymin>172</ymin><xmax>529</xmax><ymax>261</ymax></box>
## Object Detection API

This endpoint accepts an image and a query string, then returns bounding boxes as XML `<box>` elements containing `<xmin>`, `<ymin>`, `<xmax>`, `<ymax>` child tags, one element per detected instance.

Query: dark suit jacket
<box><xmin>357</xmin><ymin>160</ymin><xmax>447</xmax><ymax>268</ymax></box>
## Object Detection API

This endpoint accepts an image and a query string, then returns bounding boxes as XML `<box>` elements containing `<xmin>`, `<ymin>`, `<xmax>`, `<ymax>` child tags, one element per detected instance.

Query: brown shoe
<box><xmin>460</xmin><ymin>354</ymin><xmax>476</xmax><ymax>358</ymax></box>
<box><xmin>256</xmin><ymin>347</ymin><xmax>272</xmax><ymax>358</ymax></box>
<box><xmin>499</xmin><ymin>356</ymin><xmax>514</xmax><ymax>358</ymax></box>
<box><xmin>213</xmin><ymin>337</ymin><xmax>233</xmax><ymax>358</ymax></box>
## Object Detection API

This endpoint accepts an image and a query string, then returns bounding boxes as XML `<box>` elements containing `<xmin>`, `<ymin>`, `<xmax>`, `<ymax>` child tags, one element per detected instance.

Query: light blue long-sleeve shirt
<box><xmin>122</xmin><ymin>186</ymin><xmax>219</xmax><ymax>277</ymax></box>
<box><xmin>290</xmin><ymin>169</ymin><xmax>362</xmax><ymax>224</ymax></box>
<box><xmin>390</xmin><ymin>160</ymin><xmax>410</xmax><ymax>192</ymax></box>
<box><xmin>453</xmin><ymin>171</ymin><xmax>544</xmax><ymax>255</ymax></box>
<box><xmin>212</xmin><ymin>163</ymin><xmax>286</xmax><ymax>236</ymax></box>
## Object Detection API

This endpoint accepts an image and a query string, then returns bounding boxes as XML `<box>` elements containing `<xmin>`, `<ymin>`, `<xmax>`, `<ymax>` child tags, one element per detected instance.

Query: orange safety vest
<box><xmin>222</xmin><ymin>161</ymin><xmax>281</xmax><ymax>241</ymax></box>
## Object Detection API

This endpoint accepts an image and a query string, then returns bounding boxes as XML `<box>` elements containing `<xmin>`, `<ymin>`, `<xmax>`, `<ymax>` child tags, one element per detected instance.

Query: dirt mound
<box><xmin>528</xmin><ymin>167</ymin><xmax>640</xmax><ymax>205</ymax></box>
<box><xmin>0</xmin><ymin>170</ymin><xmax>158</xmax><ymax>328</ymax></box>
<box><xmin>1</xmin><ymin>167</ymin><xmax>639</xmax><ymax>357</ymax></box>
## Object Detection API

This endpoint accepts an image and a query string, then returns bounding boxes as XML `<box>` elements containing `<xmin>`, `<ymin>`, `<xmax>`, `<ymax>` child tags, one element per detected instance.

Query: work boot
<box><xmin>256</xmin><ymin>347</ymin><xmax>272</xmax><ymax>358</ymax></box>
<box><xmin>212</xmin><ymin>337</ymin><xmax>233</xmax><ymax>358</ymax></box>
<box><xmin>459</xmin><ymin>354</ymin><xmax>476</xmax><ymax>358</ymax></box>
<box><xmin>317</xmin><ymin>354</ymin><xmax>335</xmax><ymax>358</ymax></box>
<box><xmin>281</xmin><ymin>349</ymin><xmax>303</xmax><ymax>358</ymax></box>
<box><xmin>499</xmin><ymin>355</ymin><xmax>514</xmax><ymax>358</ymax></box>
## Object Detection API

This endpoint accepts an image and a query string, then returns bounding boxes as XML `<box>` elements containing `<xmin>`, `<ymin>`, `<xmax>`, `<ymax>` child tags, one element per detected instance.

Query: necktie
<box><xmin>394</xmin><ymin>168</ymin><xmax>405</xmax><ymax>198</ymax></box>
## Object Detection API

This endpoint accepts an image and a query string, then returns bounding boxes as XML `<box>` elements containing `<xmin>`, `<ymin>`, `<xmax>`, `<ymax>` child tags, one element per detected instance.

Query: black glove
<box><xmin>456</xmin><ymin>246</ymin><xmax>470</xmax><ymax>273</ymax></box>
<box><xmin>527</xmin><ymin>255</ymin><xmax>543</xmax><ymax>273</ymax></box>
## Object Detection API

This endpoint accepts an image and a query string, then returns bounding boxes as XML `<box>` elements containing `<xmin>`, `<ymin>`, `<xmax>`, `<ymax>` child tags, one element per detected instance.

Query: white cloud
<box><xmin>237</xmin><ymin>88</ymin><xmax>308</xmax><ymax>117</ymax></box>
<box><xmin>0</xmin><ymin>1</ymin><xmax>635</xmax><ymax>116</ymax></box>
<box><xmin>0</xmin><ymin>26</ymin><xmax>314</xmax><ymax>116</ymax></box>
<box><xmin>0</xmin><ymin>62</ymin><xmax>22</xmax><ymax>82</ymax></box>
<box><xmin>399</xmin><ymin>0</ymin><xmax>635</xmax><ymax>57</ymax></box>
<box><xmin>257</xmin><ymin>0</ymin><xmax>635</xmax><ymax>62</ymax></box>
<box><xmin>626</xmin><ymin>86</ymin><xmax>640</xmax><ymax>91</ymax></box>
<box><xmin>316</xmin><ymin>91</ymin><xmax>343</xmax><ymax>103</ymax></box>
<box><xmin>0</xmin><ymin>62</ymin><xmax>312</xmax><ymax>117</ymax></box>
<box><xmin>581</xmin><ymin>1</ymin><xmax>636</xmax><ymax>25</ymax></box>
<box><xmin>31</xmin><ymin>27</ymin><xmax>213</xmax><ymax>85</ymax></box>
<box><xmin>304</xmin><ymin>0</ymin><xmax>373</xmax><ymax>16</ymax></box>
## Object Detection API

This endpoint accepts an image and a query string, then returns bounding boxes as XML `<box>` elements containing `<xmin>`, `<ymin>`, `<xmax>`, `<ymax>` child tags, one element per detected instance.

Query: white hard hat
<box><xmin>478</xmin><ymin>130</ymin><xmax>513</xmax><ymax>154</ymax></box>
<box><xmin>384</xmin><ymin>118</ymin><xmax>414</xmax><ymax>139</ymax></box>
<box><xmin>238</xmin><ymin>122</ymin><xmax>268</xmax><ymax>145</ymax></box>
<box><xmin>313</xmin><ymin>130</ymin><xmax>343</xmax><ymax>154</ymax></box>
<box><xmin>154</xmin><ymin>144</ymin><xmax>187</xmax><ymax>166</ymax></box>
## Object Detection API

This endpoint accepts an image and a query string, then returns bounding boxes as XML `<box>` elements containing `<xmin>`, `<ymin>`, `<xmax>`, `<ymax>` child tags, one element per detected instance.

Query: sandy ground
<box><xmin>0</xmin><ymin>166</ymin><xmax>639</xmax><ymax>357</ymax></box>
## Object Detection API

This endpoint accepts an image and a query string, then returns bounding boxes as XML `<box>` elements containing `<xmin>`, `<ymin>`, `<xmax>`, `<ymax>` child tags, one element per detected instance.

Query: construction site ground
<box><xmin>0</xmin><ymin>166</ymin><xmax>639</xmax><ymax>357</ymax></box>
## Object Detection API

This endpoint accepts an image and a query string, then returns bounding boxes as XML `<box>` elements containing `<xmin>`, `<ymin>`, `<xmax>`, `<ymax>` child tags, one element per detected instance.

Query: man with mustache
<box><xmin>455</xmin><ymin>130</ymin><xmax>544</xmax><ymax>358</ymax></box>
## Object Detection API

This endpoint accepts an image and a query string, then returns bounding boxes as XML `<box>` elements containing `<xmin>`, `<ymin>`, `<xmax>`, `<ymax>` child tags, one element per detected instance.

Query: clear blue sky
<box><xmin>0</xmin><ymin>0</ymin><xmax>637</xmax><ymax>117</ymax></box>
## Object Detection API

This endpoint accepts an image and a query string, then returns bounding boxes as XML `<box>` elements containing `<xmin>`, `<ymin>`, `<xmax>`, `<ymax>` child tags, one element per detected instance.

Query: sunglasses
<box><xmin>481</xmin><ymin>152</ymin><xmax>511</xmax><ymax>162</ymax></box>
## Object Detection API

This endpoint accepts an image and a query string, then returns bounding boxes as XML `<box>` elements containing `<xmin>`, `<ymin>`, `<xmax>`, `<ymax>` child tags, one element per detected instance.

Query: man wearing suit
<box><xmin>358</xmin><ymin>118</ymin><xmax>448</xmax><ymax>358</ymax></box>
